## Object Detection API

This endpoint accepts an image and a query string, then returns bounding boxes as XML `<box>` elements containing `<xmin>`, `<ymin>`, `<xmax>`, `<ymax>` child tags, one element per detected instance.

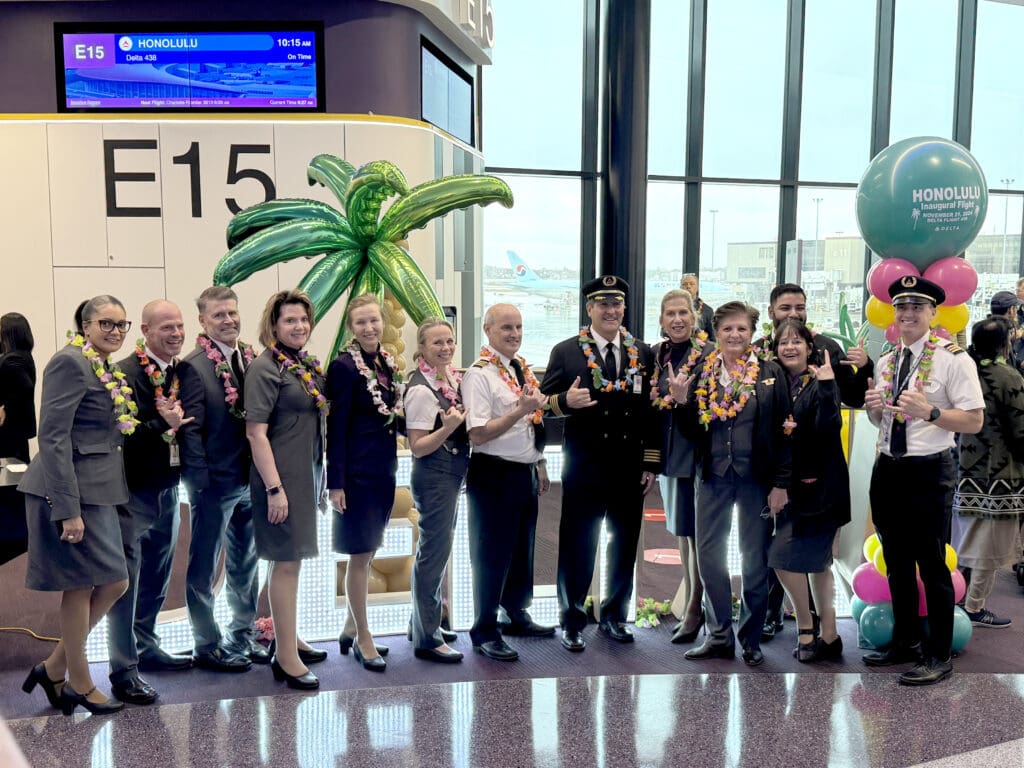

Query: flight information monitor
<box><xmin>55</xmin><ymin>22</ymin><xmax>325</xmax><ymax>112</ymax></box>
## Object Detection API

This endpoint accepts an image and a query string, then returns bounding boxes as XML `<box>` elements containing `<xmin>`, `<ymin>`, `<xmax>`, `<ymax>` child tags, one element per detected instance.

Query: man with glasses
<box><xmin>680</xmin><ymin>273</ymin><xmax>715</xmax><ymax>342</ymax></box>
<box><xmin>863</xmin><ymin>276</ymin><xmax>984</xmax><ymax>686</ymax></box>
<box><xmin>106</xmin><ymin>300</ymin><xmax>193</xmax><ymax>705</ymax></box>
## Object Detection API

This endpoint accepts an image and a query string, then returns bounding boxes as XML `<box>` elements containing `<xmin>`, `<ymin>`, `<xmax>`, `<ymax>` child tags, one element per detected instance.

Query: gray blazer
<box><xmin>18</xmin><ymin>344</ymin><xmax>129</xmax><ymax>521</ymax></box>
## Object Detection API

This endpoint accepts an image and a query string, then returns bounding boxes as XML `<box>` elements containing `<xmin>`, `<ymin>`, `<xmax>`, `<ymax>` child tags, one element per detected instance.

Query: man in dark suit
<box><xmin>541</xmin><ymin>276</ymin><xmax>661</xmax><ymax>652</ymax></box>
<box><xmin>681</xmin><ymin>273</ymin><xmax>715</xmax><ymax>343</ymax></box>
<box><xmin>177</xmin><ymin>286</ymin><xmax>264</xmax><ymax>672</ymax></box>
<box><xmin>107</xmin><ymin>300</ymin><xmax>193</xmax><ymax>704</ymax></box>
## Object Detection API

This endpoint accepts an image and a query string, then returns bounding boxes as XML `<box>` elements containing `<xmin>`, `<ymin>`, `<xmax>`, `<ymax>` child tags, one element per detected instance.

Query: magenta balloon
<box><xmin>951</xmin><ymin>569</ymin><xmax>966</xmax><ymax>603</ymax></box>
<box><xmin>922</xmin><ymin>257</ymin><xmax>978</xmax><ymax>305</ymax></box>
<box><xmin>868</xmin><ymin>258</ymin><xmax>919</xmax><ymax>300</ymax></box>
<box><xmin>852</xmin><ymin>562</ymin><xmax>891</xmax><ymax>603</ymax></box>
<box><xmin>885</xmin><ymin>322</ymin><xmax>901</xmax><ymax>344</ymax></box>
<box><xmin>917</xmin><ymin>575</ymin><xmax>927</xmax><ymax>616</ymax></box>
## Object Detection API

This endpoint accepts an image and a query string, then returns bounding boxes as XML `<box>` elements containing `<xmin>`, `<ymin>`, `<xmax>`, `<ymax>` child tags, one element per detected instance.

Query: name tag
<box><xmin>169</xmin><ymin>442</ymin><xmax>180</xmax><ymax>467</ymax></box>
<box><xmin>632</xmin><ymin>375</ymin><xmax>643</xmax><ymax>395</ymax></box>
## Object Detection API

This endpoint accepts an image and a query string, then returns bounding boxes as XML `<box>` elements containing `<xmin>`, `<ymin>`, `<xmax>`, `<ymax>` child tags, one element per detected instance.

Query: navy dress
<box><xmin>327</xmin><ymin>346</ymin><xmax>399</xmax><ymax>555</ymax></box>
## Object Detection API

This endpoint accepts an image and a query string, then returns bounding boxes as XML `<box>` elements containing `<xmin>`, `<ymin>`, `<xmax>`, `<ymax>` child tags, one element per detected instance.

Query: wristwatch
<box><xmin>926</xmin><ymin>407</ymin><xmax>941</xmax><ymax>422</ymax></box>
<box><xmin>266</xmin><ymin>484</ymin><xmax>284</xmax><ymax>496</ymax></box>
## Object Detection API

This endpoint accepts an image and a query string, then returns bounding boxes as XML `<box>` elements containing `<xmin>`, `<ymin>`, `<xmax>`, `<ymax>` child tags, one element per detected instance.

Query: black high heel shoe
<box><xmin>60</xmin><ymin>684</ymin><xmax>125</xmax><ymax>716</ymax></box>
<box><xmin>22</xmin><ymin>663</ymin><xmax>65</xmax><ymax>709</ymax></box>
<box><xmin>339</xmin><ymin>633</ymin><xmax>389</xmax><ymax>657</ymax></box>
<box><xmin>271</xmin><ymin>656</ymin><xmax>319</xmax><ymax>690</ymax></box>
<box><xmin>794</xmin><ymin>629</ymin><xmax>821</xmax><ymax>663</ymax></box>
<box><xmin>670</xmin><ymin>611</ymin><xmax>706</xmax><ymax>644</ymax></box>
<box><xmin>269</xmin><ymin>639</ymin><xmax>328</xmax><ymax>665</ymax></box>
<box><xmin>352</xmin><ymin>642</ymin><xmax>387</xmax><ymax>672</ymax></box>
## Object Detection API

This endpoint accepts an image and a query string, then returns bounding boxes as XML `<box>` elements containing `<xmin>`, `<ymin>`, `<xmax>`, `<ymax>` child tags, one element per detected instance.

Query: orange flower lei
<box><xmin>135</xmin><ymin>339</ymin><xmax>181</xmax><ymax>443</ymax></box>
<box><xmin>694</xmin><ymin>348</ymin><xmax>760</xmax><ymax>428</ymax></box>
<box><xmin>578</xmin><ymin>327</ymin><xmax>641</xmax><ymax>392</ymax></box>
<box><xmin>478</xmin><ymin>346</ymin><xmax>544</xmax><ymax>424</ymax></box>
<box><xmin>650</xmin><ymin>331</ymin><xmax>708</xmax><ymax>410</ymax></box>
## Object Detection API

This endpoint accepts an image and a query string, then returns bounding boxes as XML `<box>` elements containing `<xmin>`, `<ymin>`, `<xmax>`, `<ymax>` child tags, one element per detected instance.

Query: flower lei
<box><xmin>348</xmin><ymin>341</ymin><xmax>404</xmax><ymax>423</ymax></box>
<box><xmin>694</xmin><ymin>348</ymin><xmax>760</xmax><ymax>428</ymax></box>
<box><xmin>270</xmin><ymin>345</ymin><xmax>329</xmax><ymax>411</ymax></box>
<box><xmin>478</xmin><ymin>346</ymin><xmax>544</xmax><ymax>424</ymax></box>
<box><xmin>197</xmin><ymin>335</ymin><xmax>256</xmax><ymax>418</ymax></box>
<box><xmin>579</xmin><ymin>327</ymin><xmax>641</xmax><ymax>392</ymax></box>
<box><xmin>136</xmin><ymin>339</ymin><xmax>180</xmax><ymax>443</ymax></box>
<box><xmin>417</xmin><ymin>357</ymin><xmax>462</xmax><ymax>407</ymax></box>
<box><xmin>980</xmin><ymin>356</ymin><xmax>1007</xmax><ymax>367</ymax></box>
<box><xmin>651</xmin><ymin>331</ymin><xmax>708</xmax><ymax>410</ymax></box>
<box><xmin>68</xmin><ymin>333</ymin><xmax>139</xmax><ymax>435</ymax></box>
<box><xmin>880</xmin><ymin>333</ymin><xmax>938</xmax><ymax>423</ymax></box>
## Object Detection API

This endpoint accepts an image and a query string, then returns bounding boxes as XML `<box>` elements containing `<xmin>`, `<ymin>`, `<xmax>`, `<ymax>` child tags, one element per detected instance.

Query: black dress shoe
<box><xmin>684</xmin><ymin>640</ymin><xmax>735</xmax><ymax>660</ymax></box>
<box><xmin>111</xmin><ymin>677</ymin><xmax>158</xmax><ymax>705</ymax></box>
<box><xmin>474</xmin><ymin>638</ymin><xmax>519</xmax><ymax>661</ymax></box>
<box><xmin>340</xmin><ymin>633</ymin><xmax>389</xmax><ymax>657</ymax></box>
<box><xmin>266</xmin><ymin>639</ymin><xmax>327</xmax><ymax>664</ymax></box>
<box><xmin>414</xmin><ymin>646</ymin><xmax>464</xmax><ymax>664</ymax></box>
<box><xmin>899</xmin><ymin>656</ymin><xmax>953</xmax><ymax>686</ymax></box>
<box><xmin>502</xmin><ymin>620</ymin><xmax>557</xmax><ymax>638</ymax></box>
<box><xmin>271</xmin><ymin>656</ymin><xmax>319</xmax><ymax>690</ymax></box>
<box><xmin>60</xmin><ymin>684</ymin><xmax>125</xmax><ymax>716</ymax></box>
<box><xmin>193</xmin><ymin>646</ymin><xmax>252</xmax><ymax>673</ymax></box>
<box><xmin>137</xmin><ymin>649</ymin><xmax>193</xmax><ymax>672</ymax></box>
<box><xmin>863</xmin><ymin>643</ymin><xmax>923</xmax><ymax>667</ymax></box>
<box><xmin>243</xmin><ymin>641</ymin><xmax>272</xmax><ymax>665</ymax></box>
<box><xmin>22</xmin><ymin>662</ymin><xmax>65</xmax><ymax>709</ymax></box>
<box><xmin>352</xmin><ymin>642</ymin><xmax>387</xmax><ymax>672</ymax></box>
<box><xmin>599</xmin><ymin>620</ymin><xmax>635</xmax><ymax>643</ymax></box>
<box><xmin>742</xmin><ymin>647</ymin><xmax>765</xmax><ymax>667</ymax></box>
<box><xmin>561</xmin><ymin>629</ymin><xmax>586</xmax><ymax>652</ymax></box>
<box><xmin>441</xmin><ymin>628</ymin><xmax>459</xmax><ymax>643</ymax></box>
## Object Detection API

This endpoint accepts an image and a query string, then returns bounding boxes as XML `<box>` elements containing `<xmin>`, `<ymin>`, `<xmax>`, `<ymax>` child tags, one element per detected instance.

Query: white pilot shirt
<box><xmin>405</xmin><ymin>369</ymin><xmax>458</xmax><ymax>432</ymax></box>
<box><xmin>590</xmin><ymin>327</ymin><xmax>622</xmax><ymax>374</ymax></box>
<box><xmin>876</xmin><ymin>336</ymin><xmax>984</xmax><ymax>457</ymax></box>
<box><xmin>461</xmin><ymin>345</ymin><xmax>542</xmax><ymax>465</ymax></box>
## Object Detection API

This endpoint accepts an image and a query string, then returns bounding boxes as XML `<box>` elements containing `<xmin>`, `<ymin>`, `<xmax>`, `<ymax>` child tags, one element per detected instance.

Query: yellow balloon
<box><xmin>862</xmin><ymin>533</ymin><xmax>881</xmax><ymax>563</ymax></box>
<box><xmin>873</xmin><ymin>545</ymin><xmax>888</xmax><ymax>577</ymax></box>
<box><xmin>932</xmin><ymin>303</ymin><xmax>969</xmax><ymax>334</ymax></box>
<box><xmin>945</xmin><ymin>544</ymin><xmax>958</xmax><ymax>572</ymax></box>
<box><xmin>865</xmin><ymin>297</ymin><xmax>895</xmax><ymax>329</ymax></box>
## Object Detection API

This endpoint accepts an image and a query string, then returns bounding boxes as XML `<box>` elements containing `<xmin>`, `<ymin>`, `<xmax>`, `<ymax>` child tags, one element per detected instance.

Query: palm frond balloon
<box><xmin>214</xmin><ymin>155</ymin><xmax>514</xmax><ymax>357</ymax></box>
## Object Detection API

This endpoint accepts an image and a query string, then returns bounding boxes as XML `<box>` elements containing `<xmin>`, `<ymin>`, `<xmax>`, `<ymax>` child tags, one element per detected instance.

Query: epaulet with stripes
<box><xmin>936</xmin><ymin>338</ymin><xmax>965</xmax><ymax>355</ymax></box>
<box><xmin>471</xmin><ymin>359</ymin><xmax>488</xmax><ymax>368</ymax></box>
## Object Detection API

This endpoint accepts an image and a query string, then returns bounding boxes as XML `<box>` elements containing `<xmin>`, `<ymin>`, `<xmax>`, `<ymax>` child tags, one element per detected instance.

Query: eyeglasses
<box><xmin>88</xmin><ymin>319</ymin><xmax>132</xmax><ymax>333</ymax></box>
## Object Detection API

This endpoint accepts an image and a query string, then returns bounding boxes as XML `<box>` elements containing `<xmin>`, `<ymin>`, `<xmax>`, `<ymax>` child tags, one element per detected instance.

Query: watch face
<box><xmin>930</xmin><ymin>408</ymin><xmax>941</xmax><ymax>422</ymax></box>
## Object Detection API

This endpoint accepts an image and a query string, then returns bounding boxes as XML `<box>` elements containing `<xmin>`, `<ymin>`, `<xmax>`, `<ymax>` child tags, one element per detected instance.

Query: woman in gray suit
<box><xmin>19</xmin><ymin>295</ymin><xmax>134</xmax><ymax>715</ymax></box>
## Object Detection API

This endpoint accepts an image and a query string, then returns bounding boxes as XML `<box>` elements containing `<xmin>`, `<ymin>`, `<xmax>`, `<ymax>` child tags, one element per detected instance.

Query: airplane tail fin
<box><xmin>507</xmin><ymin>251</ymin><xmax>541</xmax><ymax>284</ymax></box>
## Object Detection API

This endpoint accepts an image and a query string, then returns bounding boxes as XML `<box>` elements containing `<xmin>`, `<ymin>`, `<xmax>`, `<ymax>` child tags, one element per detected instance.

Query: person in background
<box><xmin>987</xmin><ymin>291</ymin><xmax>1024</xmax><ymax>373</ymax></box>
<box><xmin>19</xmin><ymin>295</ymin><xmax>133</xmax><ymax>715</ymax></box>
<box><xmin>246</xmin><ymin>289</ymin><xmax>328</xmax><ymax>690</ymax></box>
<box><xmin>328</xmin><ymin>294</ymin><xmax>401</xmax><ymax>672</ymax></box>
<box><xmin>405</xmin><ymin>318</ymin><xmax>468</xmax><ymax>664</ymax></box>
<box><xmin>650</xmin><ymin>289</ymin><xmax>708</xmax><ymax>645</ymax></box>
<box><xmin>106</xmin><ymin>300</ymin><xmax>193</xmax><ymax>706</ymax></box>
<box><xmin>0</xmin><ymin>312</ymin><xmax>36</xmax><ymax>566</ymax></box>
<box><xmin>680</xmin><ymin>273</ymin><xmax>716</xmax><ymax>343</ymax></box>
<box><xmin>768</xmin><ymin>319</ymin><xmax>849</xmax><ymax>662</ymax></box>
<box><xmin>863</xmin><ymin>276</ymin><xmax>984</xmax><ymax>686</ymax></box>
<box><xmin>952</xmin><ymin>316</ymin><xmax>1024</xmax><ymax>629</ymax></box>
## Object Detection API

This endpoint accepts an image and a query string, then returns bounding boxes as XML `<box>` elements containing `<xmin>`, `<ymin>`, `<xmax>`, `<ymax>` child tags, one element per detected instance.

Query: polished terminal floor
<box><xmin>7</xmin><ymin>671</ymin><xmax>1024</xmax><ymax>768</ymax></box>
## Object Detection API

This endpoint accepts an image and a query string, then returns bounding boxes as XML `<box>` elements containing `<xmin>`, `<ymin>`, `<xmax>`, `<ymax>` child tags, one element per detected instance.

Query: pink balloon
<box><xmin>951</xmin><ymin>568</ymin><xmax>966</xmax><ymax>603</ymax></box>
<box><xmin>885</xmin><ymin>322</ymin><xmax>901</xmax><ymax>344</ymax></box>
<box><xmin>853</xmin><ymin>562</ymin><xmax>891</xmax><ymax>603</ymax></box>
<box><xmin>917</xmin><ymin>575</ymin><xmax>928</xmax><ymax>616</ymax></box>
<box><xmin>933</xmin><ymin>327</ymin><xmax>951</xmax><ymax>340</ymax></box>
<box><xmin>923</xmin><ymin>257</ymin><xmax>978</xmax><ymax>305</ymax></box>
<box><xmin>869</xmin><ymin>258</ymin><xmax>920</xmax><ymax>301</ymax></box>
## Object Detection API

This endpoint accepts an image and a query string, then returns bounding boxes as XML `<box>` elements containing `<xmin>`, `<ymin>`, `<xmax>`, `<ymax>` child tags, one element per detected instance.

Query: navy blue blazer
<box><xmin>176</xmin><ymin>338</ymin><xmax>250</xmax><ymax>491</ymax></box>
<box><xmin>18</xmin><ymin>344</ymin><xmax>129</xmax><ymax>520</ymax></box>
<box><xmin>326</xmin><ymin>349</ymin><xmax>399</xmax><ymax>490</ymax></box>
<box><xmin>116</xmin><ymin>352</ymin><xmax>181</xmax><ymax>492</ymax></box>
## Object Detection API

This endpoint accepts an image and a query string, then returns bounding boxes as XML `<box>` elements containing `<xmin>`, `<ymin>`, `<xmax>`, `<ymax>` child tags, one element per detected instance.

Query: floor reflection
<box><xmin>10</xmin><ymin>672</ymin><xmax>1024</xmax><ymax>768</ymax></box>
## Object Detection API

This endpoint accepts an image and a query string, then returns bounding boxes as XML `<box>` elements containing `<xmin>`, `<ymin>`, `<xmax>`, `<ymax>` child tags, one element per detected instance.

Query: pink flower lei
<box><xmin>880</xmin><ymin>333</ymin><xmax>939</xmax><ymax>423</ymax></box>
<box><xmin>67</xmin><ymin>332</ymin><xmax>139</xmax><ymax>435</ymax></box>
<box><xmin>135</xmin><ymin>339</ymin><xmax>180</xmax><ymax>443</ymax></box>
<box><xmin>348</xmin><ymin>341</ymin><xmax>405</xmax><ymax>424</ymax></box>
<box><xmin>650</xmin><ymin>331</ymin><xmax>708</xmax><ymax>410</ymax></box>
<box><xmin>197</xmin><ymin>335</ymin><xmax>256</xmax><ymax>418</ymax></box>
<box><xmin>269</xmin><ymin>345</ymin><xmax>329</xmax><ymax>412</ymax></box>
<box><xmin>417</xmin><ymin>357</ymin><xmax>462</xmax><ymax>407</ymax></box>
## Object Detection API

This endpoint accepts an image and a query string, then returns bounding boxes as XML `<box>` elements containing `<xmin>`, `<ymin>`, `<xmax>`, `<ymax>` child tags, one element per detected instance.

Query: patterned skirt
<box><xmin>953</xmin><ymin>477</ymin><xmax>1024</xmax><ymax>520</ymax></box>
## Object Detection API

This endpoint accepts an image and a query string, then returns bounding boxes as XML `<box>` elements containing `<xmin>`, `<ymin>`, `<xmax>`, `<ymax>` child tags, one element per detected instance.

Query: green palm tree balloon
<box><xmin>213</xmin><ymin>154</ymin><xmax>514</xmax><ymax>358</ymax></box>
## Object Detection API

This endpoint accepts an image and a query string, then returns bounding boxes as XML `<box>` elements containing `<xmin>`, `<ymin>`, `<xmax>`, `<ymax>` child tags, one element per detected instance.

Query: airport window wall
<box><xmin>483</xmin><ymin>0</ymin><xmax>1024</xmax><ymax>353</ymax></box>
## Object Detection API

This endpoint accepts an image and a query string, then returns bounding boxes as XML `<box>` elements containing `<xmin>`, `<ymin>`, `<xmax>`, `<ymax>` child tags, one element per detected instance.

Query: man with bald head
<box><xmin>461</xmin><ymin>303</ymin><xmax>554</xmax><ymax>661</ymax></box>
<box><xmin>107</xmin><ymin>299</ymin><xmax>193</xmax><ymax>704</ymax></box>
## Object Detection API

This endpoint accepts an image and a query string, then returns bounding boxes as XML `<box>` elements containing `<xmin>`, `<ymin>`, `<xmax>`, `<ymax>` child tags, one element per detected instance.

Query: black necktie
<box><xmin>231</xmin><ymin>349</ymin><xmax>246</xmax><ymax>410</ymax></box>
<box><xmin>164</xmin><ymin>361</ymin><xmax>176</xmax><ymax>386</ymax></box>
<box><xmin>509</xmin><ymin>358</ymin><xmax>526</xmax><ymax>387</ymax></box>
<box><xmin>603</xmin><ymin>342</ymin><xmax>617</xmax><ymax>380</ymax></box>
<box><xmin>889</xmin><ymin>348</ymin><xmax>912</xmax><ymax>458</ymax></box>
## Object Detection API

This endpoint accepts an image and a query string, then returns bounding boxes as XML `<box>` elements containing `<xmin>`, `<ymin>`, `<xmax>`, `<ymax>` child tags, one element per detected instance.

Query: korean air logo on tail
<box><xmin>508</xmin><ymin>251</ymin><xmax>540</xmax><ymax>284</ymax></box>
<box><xmin>514</xmin><ymin>264</ymin><xmax>528</xmax><ymax>278</ymax></box>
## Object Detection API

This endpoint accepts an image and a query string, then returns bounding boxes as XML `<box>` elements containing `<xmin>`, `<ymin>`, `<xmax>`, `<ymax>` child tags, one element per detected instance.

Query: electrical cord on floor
<box><xmin>0</xmin><ymin>627</ymin><xmax>58</xmax><ymax>642</ymax></box>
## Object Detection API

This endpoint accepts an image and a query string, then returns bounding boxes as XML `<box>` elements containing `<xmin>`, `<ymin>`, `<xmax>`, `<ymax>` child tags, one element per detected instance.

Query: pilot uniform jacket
<box><xmin>19</xmin><ymin>344</ymin><xmax>129</xmax><ymax>520</ymax></box>
<box><xmin>117</xmin><ymin>352</ymin><xmax>181</xmax><ymax>492</ymax></box>
<box><xmin>176</xmin><ymin>339</ymin><xmax>250</xmax><ymax>491</ymax></box>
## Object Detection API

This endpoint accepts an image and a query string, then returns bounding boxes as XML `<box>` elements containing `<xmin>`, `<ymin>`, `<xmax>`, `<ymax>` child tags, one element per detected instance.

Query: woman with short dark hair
<box><xmin>0</xmin><ymin>312</ymin><xmax>37</xmax><ymax>565</ymax></box>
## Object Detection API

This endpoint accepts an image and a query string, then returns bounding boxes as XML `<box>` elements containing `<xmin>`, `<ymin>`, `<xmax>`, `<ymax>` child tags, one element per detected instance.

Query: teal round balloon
<box><xmin>859</xmin><ymin>601</ymin><xmax>895</xmax><ymax>649</ymax></box>
<box><xmin>850</xmin><ymin>595</ymin><xmax>869</xmax><ymax>623</ymax></box>
<box><xmin>856</xmin><ymin>137</ymin><xmax>988</xmax><ymax>270</ymax></box>
<box><xmin>951</xmin><ymin>606</ymin><xmax>973</xmax><ymax>652</ymax></box>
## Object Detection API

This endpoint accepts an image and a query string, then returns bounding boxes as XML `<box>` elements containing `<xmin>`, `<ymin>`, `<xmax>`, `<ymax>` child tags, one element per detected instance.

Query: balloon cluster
<box><xmin>851</xmin><ymin>534</ymin><xmax>972</xmax><ymax>652</ymax></box>
<box><xmin>857</xmin><ymin>136</ymin><xmax>988</xmax><ymax>342</ymax></box>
